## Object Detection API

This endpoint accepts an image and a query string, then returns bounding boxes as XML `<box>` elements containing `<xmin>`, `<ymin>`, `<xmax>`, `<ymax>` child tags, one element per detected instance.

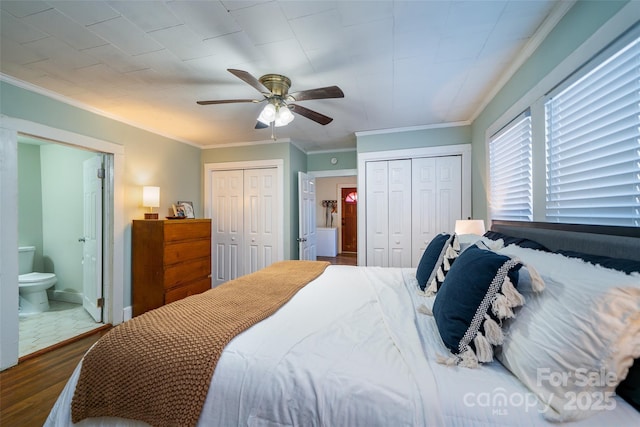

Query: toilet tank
<box><xmin>18</xmin><ymin>246</ymin><xmax>36</xmax><ymax>275</ymax></box>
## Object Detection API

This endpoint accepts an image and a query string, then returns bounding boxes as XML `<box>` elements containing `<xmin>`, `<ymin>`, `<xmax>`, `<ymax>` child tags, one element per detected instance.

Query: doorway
<box><xmin>17</xmin><ymin>136</ymin><xmax>105</xmax><ymax>357</ymax></box>
<box><xmin>1</xmin><ymin>118</ymin><xmax>125</xmax><ymax>371</ymax></box>
<box><xmin>314</xmin><ymin>176</ymin><xmax>357</xmax><ymax>258</ymax></box>
<box><xmin>341</xmin><ymin>187</ymin><xmax>357</xmax><ymax>253</ymax></box>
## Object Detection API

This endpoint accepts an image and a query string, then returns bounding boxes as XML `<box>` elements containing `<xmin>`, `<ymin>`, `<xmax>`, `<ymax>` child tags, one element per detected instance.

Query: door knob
<box><xmin>78</xmin><ymin>237</ymin><xmax>86</xmax><ymax>243</ymax></box>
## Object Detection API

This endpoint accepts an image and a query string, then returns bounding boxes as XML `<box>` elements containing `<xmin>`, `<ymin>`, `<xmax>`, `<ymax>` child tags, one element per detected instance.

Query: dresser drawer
<box><xmin>164</xmin><ymin>239</ymin><xmax>210</xmax><ymax>265</ymax></box>
<box><xmin>165</xmin><ymin>278</ymin><xmax>211</xmax><ymax>304</ymax></box>
<box><xmin>164</xmin><ymin>257</ymin><xmax>211</xmax><ymax>289</ymax></box>
<box><xmin>164</xmin><ymin>221</ymin><xmax>211</xmax><ymax>242</ymax></box>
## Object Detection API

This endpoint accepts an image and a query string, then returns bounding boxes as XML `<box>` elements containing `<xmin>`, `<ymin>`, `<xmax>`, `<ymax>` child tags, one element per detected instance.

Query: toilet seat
<box><xmin>19</xmin><ymin>272</ymin><xmax>56</xmax><ymax>283</ymax></box>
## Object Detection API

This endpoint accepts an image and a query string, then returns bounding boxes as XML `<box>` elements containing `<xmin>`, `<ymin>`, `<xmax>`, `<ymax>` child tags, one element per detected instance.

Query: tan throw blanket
<box><xmin>71</xmin><ymin>260</ymin><xmax>329</xmax><ymax>427</ymax></box>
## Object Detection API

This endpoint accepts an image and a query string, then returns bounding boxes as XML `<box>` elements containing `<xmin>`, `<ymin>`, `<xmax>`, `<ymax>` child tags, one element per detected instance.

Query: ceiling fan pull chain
<box><xmin>271</xmin><ymin>121</ymin><xmax>277</xmax><ymax>141</ymax></box>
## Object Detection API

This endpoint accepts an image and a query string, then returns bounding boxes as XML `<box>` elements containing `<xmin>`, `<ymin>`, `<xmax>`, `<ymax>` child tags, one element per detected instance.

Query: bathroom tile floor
<box><xmin>19</xmin><ymin>300</ymin><xmax>102</xmax><ymax>358</ymax></box>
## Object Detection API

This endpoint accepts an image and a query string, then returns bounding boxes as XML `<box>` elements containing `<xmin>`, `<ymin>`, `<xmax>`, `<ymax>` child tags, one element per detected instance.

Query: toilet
<box><xmin>18</xmin><ymin>246</ymin><xmax>57</xmax><ymax>315</ymax></box>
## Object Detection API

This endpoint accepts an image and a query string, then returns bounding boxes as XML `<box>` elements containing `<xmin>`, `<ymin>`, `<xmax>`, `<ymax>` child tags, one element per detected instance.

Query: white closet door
<box><xmin>435</xmin><ymin>156</ymin><xmax>462</xmax><ymax>235</ymax></box>
<box><xmin>366</xmin><ymin>161</ymin><xmax>389</xmax><ymax>267</ymax></box>
<box><xmin>388</xmin><ymin>159</ymin><xmax>412</xmax><ymax>267</ymax></box>
<box><xmin>412</xmin><ymin>157</ymin><xmax>437</xmax><ymax>266</ymax></box>
<box><xmin>244</xmin><ymin>168</ymin><xmax>278</xmax><ymax>274</ymax></box>
<box><xmin>411</xmin><ymin>156</ymin><xmax>462</xmax><ymax>266</ymax></box>
<box><xmin>211</xmin><ymin>170</ymin><xmax>244</xmax><ymax>286</ymax></box>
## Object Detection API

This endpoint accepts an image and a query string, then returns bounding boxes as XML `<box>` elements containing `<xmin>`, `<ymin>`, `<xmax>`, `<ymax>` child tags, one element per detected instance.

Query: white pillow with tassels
<box><xmin>496</xmin><ymin>245</ymin><xmax>640</xmax><ymax>422</ymax></box>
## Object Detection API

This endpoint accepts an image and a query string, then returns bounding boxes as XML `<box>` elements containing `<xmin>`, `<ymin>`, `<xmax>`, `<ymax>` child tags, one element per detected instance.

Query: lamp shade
<box><xmin>274</xmin><ymin>107</ymin><xmax>294</xmax><ymax>127</ymax></box>
<box><xmin>257</xmin><ymin>103</ymin><xmax>276</xmax><ymax>125</ymax></box>
<box><xmin>454</xmin><ymin>219</ymin><xmax>486</xmax><ymax>235</ymax></box>
<box><xmin>142</xmin><ymin>186</ymin><xmax>160</xmax><ymax>208</ymax></box>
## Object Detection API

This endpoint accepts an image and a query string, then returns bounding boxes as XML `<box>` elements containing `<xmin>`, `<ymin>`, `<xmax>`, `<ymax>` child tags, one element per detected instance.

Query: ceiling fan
<box><xmin>197</xmin><ymin>69</ymin><xmax>344</xmax><ymax>129</ymax></box>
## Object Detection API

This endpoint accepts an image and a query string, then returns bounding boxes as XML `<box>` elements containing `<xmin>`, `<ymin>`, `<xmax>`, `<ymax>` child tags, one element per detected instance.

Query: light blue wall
<box><xmin>470</xmin><ymin>0</ymin><xmax>629</xmax><ymax>221</ymax></box>
<box><xmin>307</xmin><ymin>150</ymin><xmax>357</xmax><ymax>171</ymax></box>
<box><xmin>17</xmin><ymin>143</ymin><xmax>43</xmax><ymax>272</ymax></box>
<box><xmin>356</xmin><ymin>126</ymin><xmax>471</xmax><ymax>153</ymax></box>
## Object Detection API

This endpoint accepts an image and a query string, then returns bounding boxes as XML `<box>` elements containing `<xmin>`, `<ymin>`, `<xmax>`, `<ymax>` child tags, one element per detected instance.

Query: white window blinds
<box><xmin>545</xmin><ymin>35</ymin><xmax>640</xmax><ymax>227</ymax></box>
<box><xmin>489</xmin><ymin>111</ymin><xmax>532</xmax><ymax>221</ymax></box>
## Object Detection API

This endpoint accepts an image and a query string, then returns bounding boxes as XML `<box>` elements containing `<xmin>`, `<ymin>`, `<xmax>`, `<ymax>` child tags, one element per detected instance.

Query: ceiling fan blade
<box><xmin>290</xmin><ymin>104</ymin><xmax>333</xmax><ymax>125</ymax></box>
<box><xmin>288</xmin><ymin>86</ymin><xmax>344</xmax><ymax>101</ymax></box>
<box><xmin>197</xmin><ymin>99</ymin><xmax>259</xmax><ymax>105</ymax></box>
<box><xmin>228</xmin><ymin>69</ymin><xmax>270</xmax><ymax>94</ymax></box>
<box><xmin>255</xmin><ymin>121</ymin><xmax>269</xmax><ymax>129</ymax></box>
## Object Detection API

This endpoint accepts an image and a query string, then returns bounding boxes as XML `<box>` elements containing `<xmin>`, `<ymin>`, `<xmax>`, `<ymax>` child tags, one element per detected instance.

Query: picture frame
<box><xmin>178</xmin><ymin>201</ymin><xmax>195</xmax><ymax>218</ymax></box>
<box><xmin>171</xmin><ymin>203</ymin><xmax>186</xmax><ymax>218</ymax></box>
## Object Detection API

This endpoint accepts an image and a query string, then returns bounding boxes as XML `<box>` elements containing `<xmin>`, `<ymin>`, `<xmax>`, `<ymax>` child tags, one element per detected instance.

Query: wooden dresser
<box><xmin>132</xmin><ymin>219</ymin><xmax>212</xmax><ymax>316</ymax></box>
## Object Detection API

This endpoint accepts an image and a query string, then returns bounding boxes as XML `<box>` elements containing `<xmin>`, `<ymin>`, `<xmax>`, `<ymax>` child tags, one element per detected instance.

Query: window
<box><xmin>489</xmin><ymin>111</ymin><xmax>533</xmax><ymax>221</ymax></box>
<box><xmin>345</xmin><ymin>191</ymin><xmax>357</xmax><ymax>203</ymax></box>
<box><xmin>545</xmin><ymin>33</ymin><xmax>640</xmax><ymax>227</ymax></box>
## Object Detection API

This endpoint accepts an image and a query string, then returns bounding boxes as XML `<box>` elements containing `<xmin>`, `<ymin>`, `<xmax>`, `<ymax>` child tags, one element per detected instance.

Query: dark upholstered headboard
<box><xmin>490</xmin><ymin>220</ymin><xmax>640</xmax><ymax>262</ymax></box>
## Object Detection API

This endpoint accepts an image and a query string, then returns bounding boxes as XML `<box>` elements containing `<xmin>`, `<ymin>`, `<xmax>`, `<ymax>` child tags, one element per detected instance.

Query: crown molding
<box><xmin>355</xmin><ymin>121</ymin><xmax>470</xmax><ymax>138</ymax></box>
<box><xmin>1</xmin><ymin>73</ymin><xmax>202</xmax><ymax>148</ymax></box>
<box><xmin>469</xmin><ymin>0</ymin><xmax>576</xmax><ymax>122</ymax></box>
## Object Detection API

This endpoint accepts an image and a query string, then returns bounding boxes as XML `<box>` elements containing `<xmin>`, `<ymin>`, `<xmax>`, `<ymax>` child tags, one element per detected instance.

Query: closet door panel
<box><xmin>412</xmin><ymin>157</ymin><xmax>437</xmax><ymax>266</ymax></box>
<box><xmin>436</xmin><ymin>156</ymin><xmax>462</xmax><ymax>234</ymax></box>
<box><xmin>366</xmin><ymin>161</ymin><xmax>389</xmax><ymax>267</ymax></box>
<box><xmin>244</xmin><ymin>168</ymin><xmax>278</xmax><ymax>274</ymax></box>
<box><xmin>388</xmin><ymin>160</ymin><xmax>412</xmax><ymax>267</ymax></box>
<box><xmin>211</xmin><ymin>170</ymin><xmax>244</xmax><ymax>286</ymax></box>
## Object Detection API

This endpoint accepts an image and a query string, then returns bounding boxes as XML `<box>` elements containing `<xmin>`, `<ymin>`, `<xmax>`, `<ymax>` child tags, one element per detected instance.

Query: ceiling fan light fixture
<box><xmin>257</xmin><ymin>103</ymin><xmax>277</xmax><ymax>125</ymax></box>
<box><xmin>274</xmin><ymin>106</ymin><xmax>294</xmax><ymax>127</ymax></box>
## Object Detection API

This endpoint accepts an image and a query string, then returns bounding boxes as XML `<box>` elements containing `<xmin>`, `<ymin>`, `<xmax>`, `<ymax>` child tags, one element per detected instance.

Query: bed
<box><xmin>45</xmin><ymin>221</ymin><xmax>640</xmax><ymax>426</ymax></box>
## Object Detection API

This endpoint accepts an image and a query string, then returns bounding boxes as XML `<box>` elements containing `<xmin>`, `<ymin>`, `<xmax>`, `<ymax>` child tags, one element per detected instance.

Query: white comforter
<box><xmin>46</xmin><ymin>265</ymin><xmax>639</xmax><ymax>426</ymax></box>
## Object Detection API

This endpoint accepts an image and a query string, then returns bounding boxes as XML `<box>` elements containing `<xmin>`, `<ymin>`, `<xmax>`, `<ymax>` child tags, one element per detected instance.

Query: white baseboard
<box><xmin>122</xmin><ymin>306</ymin><xmax>132</xmax><ymax>321</ymax></box>
<box><xmin>48</xmin><ymin>289</ymin><xmax>83</xmax><ymax>304</ymax></box>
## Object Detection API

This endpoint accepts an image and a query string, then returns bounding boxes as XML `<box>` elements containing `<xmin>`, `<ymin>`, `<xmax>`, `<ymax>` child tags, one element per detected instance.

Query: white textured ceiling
<box><xmin>0</xmin><ymin>0</ymin><xmax>563</xmax><ymax>151</ymax></box>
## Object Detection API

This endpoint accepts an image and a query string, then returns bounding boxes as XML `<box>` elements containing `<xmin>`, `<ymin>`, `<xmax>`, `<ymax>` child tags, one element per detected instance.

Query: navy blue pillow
<box><xmin>617</xmin><ymin>358</ymin><xmax>640</xmax><ymax>411</ymax></box>
<box><xmin>556</xmin><ymin>250</ymin><xmax>640</xmax><ymax>275</ymax></box>
<box><xmin>483</xmin><ymin>231</ymin><xmax>550</xmax><ymax>251</ymax></box>
<box><xmin>433</xmin><ymin>245</ymin><xmax>524</xmax><ymax>367</ymax></box>
<box><xmin>416</xmin><ymin>233</ymin><xmax>458</xmax><ymax>293</ymax></box>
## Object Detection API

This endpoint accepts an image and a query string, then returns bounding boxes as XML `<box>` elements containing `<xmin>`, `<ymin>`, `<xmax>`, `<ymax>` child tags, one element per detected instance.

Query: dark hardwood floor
<box><xmin>0</xmin><ymin>327</ymin><xmax>110</xmax><ymax>426</ymax></box>
<box><xmin>317</xmin><ymin>252</ymin><xmax>357</xmax><ymax>266</ymax></box>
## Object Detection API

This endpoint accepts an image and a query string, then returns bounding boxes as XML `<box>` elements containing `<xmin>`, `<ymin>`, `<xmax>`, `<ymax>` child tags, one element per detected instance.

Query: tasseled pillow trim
<box><xmin>417</xmin><ymin>303</ymin><xmax>433</xmax><ymax>316</ymax></box>
<box><xmin>424</xmin><ymin>234</ymin><xmax>460</xmax><ymax>296</ymax></box>
<box><xmin>526</xmin><ymin>263</ymin><xmax>546</xmax><ymax>292</ymax></box>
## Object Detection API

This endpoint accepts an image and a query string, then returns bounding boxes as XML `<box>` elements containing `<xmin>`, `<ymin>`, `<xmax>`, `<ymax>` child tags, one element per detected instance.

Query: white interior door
<box><xmin>211</xmin><ymin>170</ymin><xmax>244</xmax><ymax>287</ymax></box>
<box><xmin>82</xmin><ymin>155</ymin><xmax>103</xmax><ymax>322</ymax></box>
<box><xmin>298</xmin><ymin>172</ymin><xmax>317</xmax><ymax>260</ymax></box>
<box><xmin>244</xmin><ymin>168</ymin><xmax>279</xmax><ymax>274</ymax></box>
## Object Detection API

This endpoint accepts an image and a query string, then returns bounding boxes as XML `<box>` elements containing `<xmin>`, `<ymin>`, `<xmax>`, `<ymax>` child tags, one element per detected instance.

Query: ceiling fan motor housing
<box><xmin>259</xmin><ymin>74</ymin><xmax>291</xmax><ymax>96</ymax></box>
